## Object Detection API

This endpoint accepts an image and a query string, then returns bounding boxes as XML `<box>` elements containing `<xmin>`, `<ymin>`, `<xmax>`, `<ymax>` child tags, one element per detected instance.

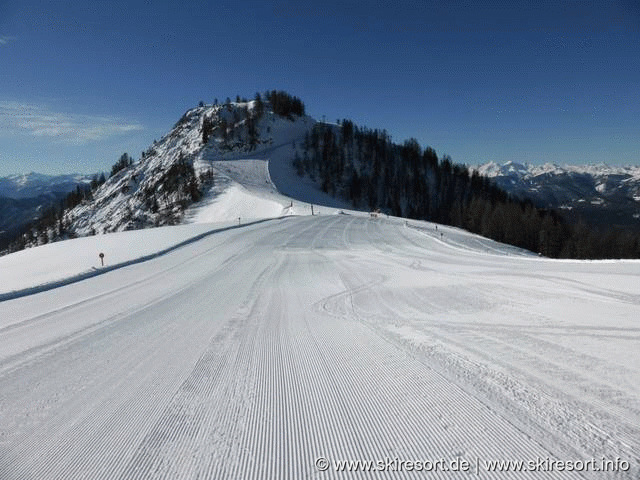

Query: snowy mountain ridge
<box><xmin>475</xmin><ymin>160</ymin><xmax>640</xmax><ymax>182</ymax></box>
<box><xmin>0</xmin><ymin>172</ymin><xmax>93</xmax><ymax>200</ymax></box>
<box><xmin>65</xmin><ymin>99</ymin><xmax>316</xmax><ymax>236</ymax></box>
<box><xmin>0</xmin><ymin>172</ymin><xmax>95</xmax><ymax>249</ymax></box>
<box><xmin>473</xmin><ymin>160</ymin><xmax>640</xmax><ymax>227</ymax></box>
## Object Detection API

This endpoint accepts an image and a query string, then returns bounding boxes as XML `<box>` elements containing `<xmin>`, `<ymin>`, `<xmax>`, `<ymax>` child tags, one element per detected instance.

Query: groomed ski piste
<box><xmin>1</xmin><ymin>145</ymin><xmax>639</xmax><ymax>479</ymax></box>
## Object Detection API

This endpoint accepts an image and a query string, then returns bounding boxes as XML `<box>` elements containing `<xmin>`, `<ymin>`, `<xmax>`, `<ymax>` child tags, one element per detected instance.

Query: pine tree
<box><xmin>254</xmin><ymin>92</ymin><xmax>264</xmax><ymax>118</ymax></box>
<box><xmin>110</xmin><ymin>153</ymin><xmax>133</xmax><ymax>177</ymax></box>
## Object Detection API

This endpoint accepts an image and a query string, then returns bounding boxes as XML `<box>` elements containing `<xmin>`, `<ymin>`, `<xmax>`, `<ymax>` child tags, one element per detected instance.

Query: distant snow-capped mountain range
<box><xmin>0</xmin><ymin>172</ymin><xmax>93</xmax><ymax>200</ymax></box>
<box><xmin>0</xmin><ymin>173</ymin><xmax>93</xmax><ymax>247</ymax></box>
<box><xmin>473</xmin><ymin>161</ymin><xmax>640</xmax><ymax>228</ymax></box>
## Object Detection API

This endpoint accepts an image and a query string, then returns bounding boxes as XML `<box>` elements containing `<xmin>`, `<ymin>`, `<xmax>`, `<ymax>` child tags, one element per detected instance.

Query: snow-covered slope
<box><xmin>475</xmin><ymin>161</ymin><xmax>640</xmax><ymax>227</ymax></box>
<box><xmin>1</xmin><ymin>102</ymin><xmax>638</xmax><ymax>479</ymax></box>
<box><xmin>64</xmin><ymin>101</ymin><xmax>338</xmax><ymax>236</ymax></box>
<box><xmin>0</xmin><ymin>213</ymin><xmax>638</xmax><ymax>479</ymax></box>
<box><xmin>184</xmin><ymin>114</ymin><xmax>350</xmax><ymax>224</ymax></box>
<box><xmin>0</xmin><ymin>222</ymin><xmax>245</xmax><ymax>299</ymax></box>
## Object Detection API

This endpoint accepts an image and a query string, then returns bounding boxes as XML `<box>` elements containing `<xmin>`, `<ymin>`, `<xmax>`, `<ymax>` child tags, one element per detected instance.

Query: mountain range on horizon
<box><xmin>474</xmin><ymin>160</ymin><xmax>640</xmax><ymax>230</ymax></box>
<box><xmin>0</xmin><ymin>173</ymin><xmax>94</xmax><ymax>249</ymax></box>
<box><xmin>0</xmin><ymin>172</ymin><xmax>95</xmax><ymax>200</ymax></box>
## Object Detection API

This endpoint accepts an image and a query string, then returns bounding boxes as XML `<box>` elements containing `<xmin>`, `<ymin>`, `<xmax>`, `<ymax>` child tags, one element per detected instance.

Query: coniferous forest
<box><xmin>297</xmin><ymin>120</ymin><xmax>640</xmax><ymax>259</ymax></box>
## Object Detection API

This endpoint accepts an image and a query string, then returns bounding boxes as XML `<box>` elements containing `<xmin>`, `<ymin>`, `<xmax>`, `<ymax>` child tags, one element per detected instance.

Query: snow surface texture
<box><xmin>1</xmin><ymin>215</ymin><xmax>639</xmax><ymax>479</ymax></box>
<box><xmin>1</xmin><ymin>151</ymin><xmax>639</xmax><ymax>478</ymax></box>
<box><xmin>0</xmin><ymin>222</ymin><xmax>256</xmax><ymax>299</ymax></box>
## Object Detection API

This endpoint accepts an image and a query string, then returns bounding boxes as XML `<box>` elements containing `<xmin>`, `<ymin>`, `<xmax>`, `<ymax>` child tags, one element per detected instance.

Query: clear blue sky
<box><xmin>1</xmin><ymin>0</ymin><xmax>639</xmax><ymax>175</ymax></box>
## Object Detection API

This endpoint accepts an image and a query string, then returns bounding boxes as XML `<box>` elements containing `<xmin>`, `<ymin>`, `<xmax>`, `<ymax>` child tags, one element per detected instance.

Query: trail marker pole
<box><xmin>99</xmin><ymin>252</ymin><xmax>104</xmax><ymax>267</ymax></box>
<box><xmin>238</xmin><ymin>217</ymin><xmax>241</xmax><ymax>226</ymax></box>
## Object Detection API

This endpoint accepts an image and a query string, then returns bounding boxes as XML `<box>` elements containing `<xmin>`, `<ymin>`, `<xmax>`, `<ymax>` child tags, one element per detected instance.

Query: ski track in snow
<box><xmin>1</xmin><ymin>213</ymin><xmax>639</xmax><ymax>479</ymax></box>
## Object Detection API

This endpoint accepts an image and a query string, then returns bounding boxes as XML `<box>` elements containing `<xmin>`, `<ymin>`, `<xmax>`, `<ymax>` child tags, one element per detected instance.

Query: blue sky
<box><xmin>1</xmin><ymin>0</ymin><xmax>639</xmax><ymax>175</ymax></box>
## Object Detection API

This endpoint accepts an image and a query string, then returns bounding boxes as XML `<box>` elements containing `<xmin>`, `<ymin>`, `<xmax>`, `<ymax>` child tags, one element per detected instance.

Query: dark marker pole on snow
<box><xmin>238</xmin><ymin>217</ymin><xmax>241</xmax><ymax>226</ymax></box>
<box><xmin>99</xmin><ymin>252</ymin><xmax>104</xmax><ymax>267</ymax></box>
<box><xmin>311</xmin><ymin>205</ymin><xmax>314</xmax><ymax>216</ymax></box>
